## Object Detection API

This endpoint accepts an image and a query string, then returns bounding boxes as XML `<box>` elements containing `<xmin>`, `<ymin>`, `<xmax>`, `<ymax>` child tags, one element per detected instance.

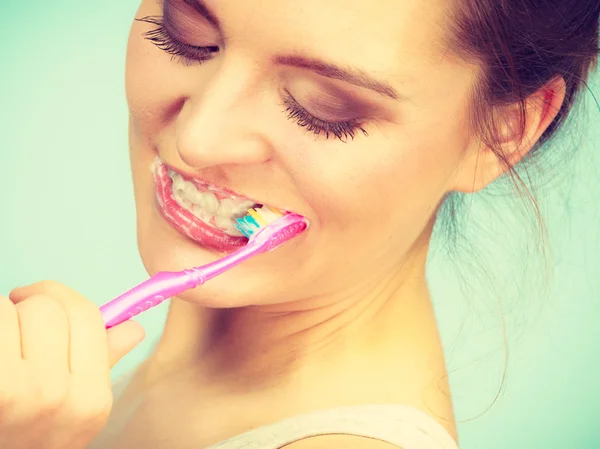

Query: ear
<box><xmin>451</xmin><ymin>76</ymin><xmax>566</xmax><ymax>193</ymax></box>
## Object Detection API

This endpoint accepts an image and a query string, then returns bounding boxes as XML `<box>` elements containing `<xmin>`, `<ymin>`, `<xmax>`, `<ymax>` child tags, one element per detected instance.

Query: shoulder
<box><xmin>283</xmin><ymin>435</ymin><xmax>403</xmax><ymax>449</ymax></box>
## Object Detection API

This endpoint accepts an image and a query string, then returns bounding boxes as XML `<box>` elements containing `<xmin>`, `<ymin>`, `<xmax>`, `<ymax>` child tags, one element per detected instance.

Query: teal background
<box><xmin>1</xmin><ymin>1</ymin><xmax>599</xmax><ymax>448</ymax></box>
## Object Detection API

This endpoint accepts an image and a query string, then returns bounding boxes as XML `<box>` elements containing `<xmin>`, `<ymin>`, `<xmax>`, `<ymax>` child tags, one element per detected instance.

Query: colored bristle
<box><xmin>248</xmin><ymin>208</ymin><xmax>268</xmax><ymax>226</ymax></box>
<box><xmin>234</xmin><ymin>215</ymin><xmax>260</xmax><ymax>238</ymax></box>
<box><xmin>235</xmin><ymin>206</ymin><xmax>287</xmax><ymax>239</ymax></box>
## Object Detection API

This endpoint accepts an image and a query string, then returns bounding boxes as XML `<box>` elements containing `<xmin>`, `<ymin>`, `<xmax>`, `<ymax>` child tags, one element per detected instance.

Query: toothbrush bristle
<box><xmin>235</xmin><ymin>206</ymin><xmax>285</xmax><ymax>239</ymax></box>
<box><xmin>248</xmin><ymin>208</ymin><xmax>268</xmax><ymax>226</ymax></box>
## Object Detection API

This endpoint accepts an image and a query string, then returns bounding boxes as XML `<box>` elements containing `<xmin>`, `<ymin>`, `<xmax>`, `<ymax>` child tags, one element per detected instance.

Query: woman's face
<box><xmin>125</xmin><ymin>0</ymin><xmax>479</xmax><ymax>308</ymax></box>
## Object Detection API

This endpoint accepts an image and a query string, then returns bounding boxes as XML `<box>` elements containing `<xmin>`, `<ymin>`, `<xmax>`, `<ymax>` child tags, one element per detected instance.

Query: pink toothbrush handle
<box><xmin>99</xmin><ymin>213</ymin><xmax>308</xmax><ymax>329</ymax></box>
<box><xmin>99</xmin><ymin>243</ymin><xmax>256</xmax><ymax>329</ymax></box>
<box><xmin>100</xmin><ymin>270</ymin><xmax>203</xmax><ymax>328</ymax></box>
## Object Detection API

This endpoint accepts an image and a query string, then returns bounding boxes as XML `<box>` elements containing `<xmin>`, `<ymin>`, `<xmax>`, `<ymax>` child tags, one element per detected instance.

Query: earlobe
<box><xmin>449</xmin><ymin>138</ymin><xmax>508</xmax><ymax>194</ymax></box>
<box><xmin>450</xmin><ymin>76</ymin><xmax>566</xmax><ymax>194</ymax></box>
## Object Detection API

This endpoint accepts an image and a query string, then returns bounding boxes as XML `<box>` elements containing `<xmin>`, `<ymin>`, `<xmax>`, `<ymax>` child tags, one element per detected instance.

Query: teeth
<box><xmin>201</xmin><ymin>191</ymin><xmax>219</xmax><ymax>215</ymax></box>
<box><xmin>215</xmin><ymin>215</ymin><xmax>244</xmax><ymax>236</ymax></box>
<box><xmin>183</xmin><ymin>182</ymin><xmax>204</xmax><ymax>204</ymax></box>
<box><xmin>231</xmin><ymin>200</ymin><xmax>256</xmax><ymax>217</ymax></box>
<box><xmin>172</xmin><ymin>174</ymin><xmax>186</xmax><ymax>192</ymax></box>
<box><xmin>172</xmin><ymin>188</ymin><xmax>188</xmax><ymax>207</ymax></box>
<box><xmin>217</xmin><ymin>198</ymin><xmax>234</xmax><ymax>217</ymax></box>
<box><xmin>169</xmin><ymin>172</ymin><xmax>253</xmax><ymax>237</ymax></box>
<box><xmin>193</xmin><ymin>204</ymin><xmax>212</xmax><ymax>223</ymax></box>
<box><xmin>217</xmin><ymin>198</ymin><xmax>254</xmax><ymax>218</ymax></box>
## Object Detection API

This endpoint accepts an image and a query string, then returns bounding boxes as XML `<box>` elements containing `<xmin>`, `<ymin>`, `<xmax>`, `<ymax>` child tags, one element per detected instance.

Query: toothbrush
<box><xmin>99</xmin><ymin>207</ymin><xmax>308</xmax><ymax>329</ymax></box>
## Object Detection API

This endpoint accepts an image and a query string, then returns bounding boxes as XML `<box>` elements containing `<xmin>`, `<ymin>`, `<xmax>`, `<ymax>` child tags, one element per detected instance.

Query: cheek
<box><xmin>125</xmin><ymin>13</ymin><xmax>183</xmax><ymax>137</ymax></box>
<box><xmin>304</xmin><ymin>137</ymin><xmax>458</xmax><ymax>223</ymax></box>
<box><xmin>291</xmin><ymin>114</ymin><xmax>468</xmax><ymax>256</ymax></box>
<box><xmin>124</xmin><ymin>12</ymin><xmax>173</xmax><ymax>233</ymax></box>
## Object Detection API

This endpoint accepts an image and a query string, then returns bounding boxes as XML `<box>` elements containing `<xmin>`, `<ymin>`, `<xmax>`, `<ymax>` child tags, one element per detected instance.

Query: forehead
<box><xmin>202</xmin><ymin>0</ymin><xmax>453</xmax><ymax>75</ymax></box>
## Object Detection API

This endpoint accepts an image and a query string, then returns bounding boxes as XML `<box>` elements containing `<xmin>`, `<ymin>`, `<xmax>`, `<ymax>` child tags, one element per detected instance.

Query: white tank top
<box><xmin>111</xmin><ymin>372</ymin><xmax>458</xmax><ymax>449</ymax></box>
<box><xmin>205</xmin><ymin>404</ymin><xmax>459</xmax><ymax>449</ymax></box>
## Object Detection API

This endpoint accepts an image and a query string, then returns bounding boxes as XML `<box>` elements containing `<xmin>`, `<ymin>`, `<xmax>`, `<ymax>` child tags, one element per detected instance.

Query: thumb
<box><xmin>106</xmin><ymin>320</ymin><xmax>146</xmax><ymax>367</ymax></box>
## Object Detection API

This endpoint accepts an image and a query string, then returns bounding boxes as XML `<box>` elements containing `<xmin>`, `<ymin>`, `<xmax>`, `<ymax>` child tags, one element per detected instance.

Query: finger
<box><xmin>15</xmin><ymin>295</ymin><xmax>70</xmax><ymax>371</ymax></box>
<box><xmin>10</xmin><ymin>280</ymin><xmax>69</xmax><ymax>303</ymax></box>
<box><xmin>0</xmin><ymin>296</ymin><xmax>22</xmax><ymax>362</ymax></box>
<box><xmin>106</xmin><ymin>320</ymin><xmax>146</xmax><ymax>367</ymax></box>
<box><xmin>10</xmin><ymin>281</ymin><xmax>110</xmax><ymax>380</ymax></box>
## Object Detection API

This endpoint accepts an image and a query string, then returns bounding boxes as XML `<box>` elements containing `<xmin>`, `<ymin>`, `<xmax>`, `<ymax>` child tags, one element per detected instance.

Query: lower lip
<box><xmin>153</xmin><ymin>161</ymin><xmax>249</xmax><ymax>252</ymax></box>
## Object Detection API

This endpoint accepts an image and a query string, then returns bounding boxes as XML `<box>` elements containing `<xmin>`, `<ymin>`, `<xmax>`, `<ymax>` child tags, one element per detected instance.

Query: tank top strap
<box><xmin>206</xmin><ymin>404</ymin><xmax>459</xmax><ymax>449</ymax></box>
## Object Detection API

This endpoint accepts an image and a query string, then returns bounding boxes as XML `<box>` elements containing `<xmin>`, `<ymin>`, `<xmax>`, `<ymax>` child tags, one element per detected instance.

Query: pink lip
<box><xmin>153</xmin><ymin>160</ymin><xmax>249</xmax><ymax>252</ymax></box>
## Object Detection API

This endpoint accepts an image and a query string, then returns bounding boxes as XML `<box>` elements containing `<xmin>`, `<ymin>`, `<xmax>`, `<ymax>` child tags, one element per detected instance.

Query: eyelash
<box><xmin>136</xmin><ymin>15</ymin><xmax>219</xmax><ymax>65</ymax></box>
<box><xmin>282</xmin><ymin>91</ymin><xmax>368</xmax><ymax>142</ymax></box>
<box><xmin>138</xmin><ymin>15</ymin><xmax>369</xmax><ymax>142</ymax></box>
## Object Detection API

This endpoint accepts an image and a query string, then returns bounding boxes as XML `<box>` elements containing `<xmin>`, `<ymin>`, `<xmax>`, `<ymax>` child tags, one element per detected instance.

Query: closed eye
<box><xmin>136</xmin><ymin>15</ymin><xmax>219</xmax><ymax>65</ymax></box>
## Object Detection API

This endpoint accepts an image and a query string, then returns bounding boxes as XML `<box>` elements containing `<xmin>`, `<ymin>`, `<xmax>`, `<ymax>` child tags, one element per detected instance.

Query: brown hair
<box><xmin>452</xmin><ymin>0</ymin><xmax>599</xmax><ymax>153</ymax></box>
<box><xmin>437</xmin><ymin>0</ymin><xmax>599</xmax><ymax>257</ymax></box>
<box><xmin>432</xmin><ymin>0</ymin><xmax>599</xmax><ymax>418</ymax></box>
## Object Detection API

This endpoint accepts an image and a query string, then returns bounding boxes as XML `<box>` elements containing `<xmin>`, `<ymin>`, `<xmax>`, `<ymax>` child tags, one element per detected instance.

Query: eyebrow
<box><xmin>183</xmin><ymin>0</ymin><xmax>221</xmax><ymax>30</ymax></box>
<box><xmin>274</xmin><ymin>55</ymin><xmax>401</xmax><ymax>101</ymax></box>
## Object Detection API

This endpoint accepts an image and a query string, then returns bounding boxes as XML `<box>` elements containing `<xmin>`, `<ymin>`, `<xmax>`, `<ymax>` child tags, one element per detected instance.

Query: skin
<box><xmin>1</xmin><ymin>0</ymin><xmax>565</xmax><ymax>448</ymax></box>
<box><xmin>0</xmin><ymin>283</ymin><xmax>145</xmax><ymax>449</ymax></box>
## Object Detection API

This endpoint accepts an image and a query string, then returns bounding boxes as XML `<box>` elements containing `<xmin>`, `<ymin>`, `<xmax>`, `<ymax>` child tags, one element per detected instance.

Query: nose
<box><xmin>175</xmin><ymin>58</ymin><xmax>272</xmax><ymax>169</ymax></box>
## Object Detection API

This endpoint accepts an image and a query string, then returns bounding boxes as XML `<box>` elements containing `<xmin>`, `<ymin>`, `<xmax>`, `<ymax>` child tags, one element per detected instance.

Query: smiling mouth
<box><xmin>153</xmin><ymin>158</ymin><xmax>267</xmax><ymax>251</ymax></box>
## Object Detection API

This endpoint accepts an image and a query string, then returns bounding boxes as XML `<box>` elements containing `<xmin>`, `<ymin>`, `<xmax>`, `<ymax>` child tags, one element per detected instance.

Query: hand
<box><xmin>0</xmin><ymin>281</ymin><xmax>145</xmax><ymax>449</ymax></box>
